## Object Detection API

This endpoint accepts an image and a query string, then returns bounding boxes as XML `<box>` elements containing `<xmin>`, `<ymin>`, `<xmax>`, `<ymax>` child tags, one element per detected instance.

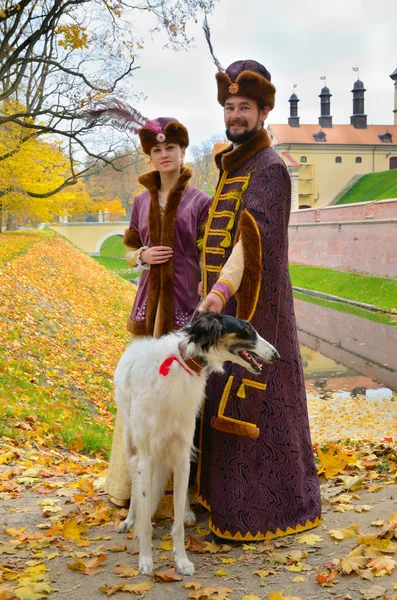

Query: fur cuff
<box><xmin>123</xmin><ymin>228</ymin><xmax>142</xmax><ymax>249</ymax></box>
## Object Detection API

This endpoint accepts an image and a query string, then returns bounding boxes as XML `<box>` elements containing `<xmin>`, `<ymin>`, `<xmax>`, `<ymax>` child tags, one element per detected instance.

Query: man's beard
<box><xmin>225</xmin><ymin>123</ymin><xmax>259</xmax><ymax>144</ymax></box>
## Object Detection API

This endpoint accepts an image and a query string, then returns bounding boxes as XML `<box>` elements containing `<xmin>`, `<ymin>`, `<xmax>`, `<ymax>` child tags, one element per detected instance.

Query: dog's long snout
<box><xmin>255</xmin><ymin>335</ymin><xmax>280</xmax><ymax>363</ymax></box>
<box><xmin>271</xmin><ymin>348</ymin><xmax>280</xmax><ymax>362</ymax></box>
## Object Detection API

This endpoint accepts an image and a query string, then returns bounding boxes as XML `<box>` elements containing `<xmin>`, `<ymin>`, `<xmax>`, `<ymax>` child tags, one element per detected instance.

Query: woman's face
<box><xmin>150</xmin><ymin>142</ymin><xmax>185</xmax><ymax>174</ymax></box>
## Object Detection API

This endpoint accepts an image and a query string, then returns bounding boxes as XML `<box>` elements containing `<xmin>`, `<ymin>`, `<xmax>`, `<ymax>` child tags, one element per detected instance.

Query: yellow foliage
<box><xmin>56</xmin><ymin>24</ymin><xmax>89</xmax><ymax>50</ymax></box>
<box><xmin>0</xmin><ymin>100</ymin><xmax>93</xmax><ymax>225</ymax></box>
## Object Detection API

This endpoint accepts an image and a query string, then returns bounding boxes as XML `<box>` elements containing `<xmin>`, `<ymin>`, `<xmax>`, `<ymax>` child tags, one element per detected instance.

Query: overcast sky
<box><xmin>128</xmin><ymin>0</ymin><xmax>396</xmax><ymax>157</ymax></box>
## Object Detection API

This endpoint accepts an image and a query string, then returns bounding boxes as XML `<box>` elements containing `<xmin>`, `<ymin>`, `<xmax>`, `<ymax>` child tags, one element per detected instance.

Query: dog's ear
<box><xmin>183</xmin><ymin>311</ymin><xmax>225</xmax><ymax>352</ymax></box>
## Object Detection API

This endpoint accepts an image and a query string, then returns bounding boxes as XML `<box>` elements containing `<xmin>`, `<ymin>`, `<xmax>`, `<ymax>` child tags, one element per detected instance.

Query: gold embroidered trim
<box><xmin>224</xmin><ymin>176</ymin><xmax>251</xmax><ymax>185</ymax></box>
<box><xmin>212</xmin><ymin>289</ymin><xmax>227</xmax><ymax>305</ymax></box>
<box><xmin>237</xmin><ymin>378</ymin><xmax>267</xmax><ymax>399</ymax></box>
<box><xmin>218</xmin><ymin>278</ymin><xmax>235</xmax><ymax>295</ymax></box>
<box><xmin>196</xmin><ymin>402</ymin><xmax>206</xmax><ymax>494</ymax></box>
<box><xmin>202</xmin><ymin>169</ymin><xmax>229</xmax><ymax>297</ymax></box>
<box><xmin>244</xmin><ymin>210</ymin><xmax>262</xmax><ymax>322</ymax></box>
<box><xmin>205</xmin><ymin>247</ymin><xmax>225</xmax><ymax>256</ymax></box>
<box><xmin>208</xmin><ymin>516</ymin><xmax>323</xmax><ymax>542</ymax></box>
<box><xmin>218</xmin><ymin>376</ymin><xmax>234</xmax><ymax>416</ymax></box>
<box><xmin>206</xmin><ymin>265</ymin><xmax>222</xmax><ymax>274</ymax></box>
<box><xmin>207</xmin><ymin>229</ymin><xmax>232</xmax><ymax>248</ymax></box>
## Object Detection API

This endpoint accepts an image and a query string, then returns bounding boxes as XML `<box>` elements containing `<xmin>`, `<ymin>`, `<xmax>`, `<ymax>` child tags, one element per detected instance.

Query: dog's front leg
<box><xmin>137</xmin><ymin>455</ymin><xmax>154</xmax><ymax>575</ymax></box>
<box><xmin>172</xmin><ymin>451</ymin><xmax>194</xmax><ymax>576</ymax></box>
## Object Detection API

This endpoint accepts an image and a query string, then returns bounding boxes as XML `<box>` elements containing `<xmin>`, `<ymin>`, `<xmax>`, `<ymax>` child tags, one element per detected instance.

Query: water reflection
<box><xmin>295</xmin><ymin>294</ymin><xmax>397</xmax><ymax>396</ymax></box>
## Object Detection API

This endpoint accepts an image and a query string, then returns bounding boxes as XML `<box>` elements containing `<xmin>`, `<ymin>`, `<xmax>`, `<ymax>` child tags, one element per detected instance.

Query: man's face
<box><xmin>224</xmin><ymin>96</ymin><xmax>270</xmax><ymax>144</ymax></box>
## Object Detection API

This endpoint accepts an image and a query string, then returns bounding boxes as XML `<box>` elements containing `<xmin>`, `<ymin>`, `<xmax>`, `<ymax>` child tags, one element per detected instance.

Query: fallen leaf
<box><xmin>316</xmin><ymin>569</ymin><xmax>338</xmax><ymax>586</ymax></box>
<box><xmin>328</xmin><ymin>524</ymin><xmax>360</xmax><ymax>540</ymax></box>
<box><xmin>359</xmin><ymin>584</ymin><xmax>387</xmax><ymax>599</ymax></box>
<box><xmin>366</xmin><ymin>555</ymin><xmax>397</xmax><ymax>575</ymax></box>
<box><xmin>112</xmin><ymin>565</ymin><xmax>138</xmax><ymax>578</ymax></box>
<box><xmin>341</xmin><ymin>546</ymin><xmax>368</xmax><ymax>574</ymax></box>
<box><xmin>296</xmin><ymin>533</ymin><xmax>323</xmax><ymax>545</ymax></box>
<box><xmin>151</xmin><ymin>568</ymin><xmax>182</xmax><ymax>582</ymax></box>
<box><xmin>253</xmin><ymin>569</ymin><xmax>276</xmax><ymax>578</ymax></box>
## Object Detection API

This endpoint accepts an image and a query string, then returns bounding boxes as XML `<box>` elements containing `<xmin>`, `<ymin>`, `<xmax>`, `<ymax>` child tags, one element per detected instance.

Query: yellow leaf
<box><xmin>215</xmin><ymin>569</ymin><xmax>228</xmax><ymax>576</ymax></box>
<box><xmin>220</xmin><ymin>557</ymin><xmax>236</xmax><ymax>564</ymax></box>
<box><xmin>242</xmin><ymin>544</ymin><xmax>257</xmax><ymax>551</ymax></box>
<box><xmin>112</xmin><ymin>565</ymin><xmax>138</xmax><ymax>577</ymax></box>
<box><xmin>296</xmin><ymin>533</ymin><xmax>323</xmax><ymax>545</ymax></box>
<box><xmin>184</xmin><ymin>582</ymin><xmax>202</xmax><ymax>590</ymax></box>
<box><xmin>367</xmin><ymin>556</ymin><xmax>397</xmax><ymax>575</ymax></box>
<box><xmin>156</xmin><ymin>540</ymin><xmax>173</xmax><ymax>551</ymax></box>
<box><xmin>340</xmin><ymin>546</ymin><xmax>368</xmax><ymax>574</ymax></box>
<box><xmin>317</xmin><ymin>447</ymin><xmax>351</xmax><ymax>479</ymax></box>
<box><xmin>253</xmin><ymin>569</ymin><xmax>276</xmax><ymax>578</ymax></box>
<box><xmin>292</xmin><ymin>576</ymin><xmax>306</xmax><ymax>582</ymax></box>
<box><xmin>328</xmin><ymin>524</ymin><xmax>360</xmax><ymax>540</ymax></box>
<box><xmin>287</xmin><ymin>563</ymin><xmax>304</xmax><ymax>572</ymax></box>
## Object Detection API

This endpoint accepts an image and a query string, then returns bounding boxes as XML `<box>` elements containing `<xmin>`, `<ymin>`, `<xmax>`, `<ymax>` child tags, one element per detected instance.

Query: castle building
<box><xmin>268</xmin><ymin>70</ymin><xmax>397</xmax><ymax>209</ymax></box>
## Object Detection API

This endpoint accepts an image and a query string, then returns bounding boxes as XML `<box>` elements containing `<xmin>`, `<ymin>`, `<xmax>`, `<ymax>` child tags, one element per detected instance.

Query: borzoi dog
<box><xmin>115</xmin><ymin>311</ymin><xmax>279</xmax><ymax>576</ymax></box>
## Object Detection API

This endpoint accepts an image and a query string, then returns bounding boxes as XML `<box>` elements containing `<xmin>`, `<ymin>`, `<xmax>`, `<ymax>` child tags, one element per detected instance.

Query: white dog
<box><xmin>115</xmin><ymin>311</ymin><xmax>279</xmax><ymax>576</ymax></box>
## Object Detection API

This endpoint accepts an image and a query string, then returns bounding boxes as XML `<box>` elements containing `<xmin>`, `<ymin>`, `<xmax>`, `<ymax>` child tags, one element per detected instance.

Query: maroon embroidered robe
<box><xmin>196</xmin><ymin>129</ymin><xmax>321</xmax><ymax>541</ymax></box>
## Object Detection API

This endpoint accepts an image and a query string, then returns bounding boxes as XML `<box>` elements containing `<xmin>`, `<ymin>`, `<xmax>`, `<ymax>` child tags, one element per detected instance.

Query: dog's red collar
<box><xmin>158</xmin><ymin>344</ymin><xmax>206</xmax><ymax>377</ymax></box>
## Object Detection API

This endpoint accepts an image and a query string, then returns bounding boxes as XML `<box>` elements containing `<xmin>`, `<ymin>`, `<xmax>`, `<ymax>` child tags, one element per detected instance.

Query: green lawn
<box><xmin>289</xmin><ymin>264</ymin><xmax>397</xmax><ymax>312</ymax></box>
<box><xmin>92</xmin><ymin>256</ymin><xmax>140</xmax><ymax>280</ymax></box>
<box><xmin>336</xmin><ymin>169</ymin><xmax>397</xmax><ymax>205</ymax></box>
<box><xmin>100</xmin><ymin>234</ymin><xmax>126</xmax><ymax>257</ymax></box>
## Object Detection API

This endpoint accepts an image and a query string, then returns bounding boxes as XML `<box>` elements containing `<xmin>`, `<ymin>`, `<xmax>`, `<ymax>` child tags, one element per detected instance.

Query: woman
<box><xmin>95</xmin><ymin>112</ymin><xmax>212</xmax><ymax>505</ymax></box>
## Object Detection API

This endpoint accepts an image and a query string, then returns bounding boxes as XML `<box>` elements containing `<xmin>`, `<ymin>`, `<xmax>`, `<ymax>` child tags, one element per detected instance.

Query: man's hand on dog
<box><xmin>141</xmin><ymin>246</ymin><xmax>173</xmax><ymax>265</ymax></box>
<box><xmin>198</xmin><ymin>292</ymin><xmax>224</xmax><ymax>314</ymax></box>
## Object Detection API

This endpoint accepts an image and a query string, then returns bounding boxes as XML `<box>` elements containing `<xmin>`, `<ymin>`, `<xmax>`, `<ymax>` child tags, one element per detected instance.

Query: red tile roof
<box><xmin>268</xmin><ymin>124</ymin><xmax>397</xmax><ymax>146</ymax></box>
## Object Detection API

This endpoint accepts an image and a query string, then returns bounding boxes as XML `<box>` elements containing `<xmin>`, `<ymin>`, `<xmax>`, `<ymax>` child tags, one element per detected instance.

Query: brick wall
<box><xmin>288</xmin><ymin>199</ymin><xmax>397</xmax><ymax>278</ymax></box>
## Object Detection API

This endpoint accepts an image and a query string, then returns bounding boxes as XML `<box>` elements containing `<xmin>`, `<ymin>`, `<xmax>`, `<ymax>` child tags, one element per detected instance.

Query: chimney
<box><xmin>288</xmin><ymin>91</ymin><xmax>300</xmax><ymax>127</ymax></box>
<box><xmin>390</xmin><ymin>68</ymin><xmax>397</xmax><ymax>125</ymax></box>
<box><xmin>351</xmin><ymin>78</ymin><xmax>367</xmax><ymax>129</ymax></box>
<box><xmin>319</xmin><ymin>85</ymin><xmax>333</xmax><ymax>128</ymax></box>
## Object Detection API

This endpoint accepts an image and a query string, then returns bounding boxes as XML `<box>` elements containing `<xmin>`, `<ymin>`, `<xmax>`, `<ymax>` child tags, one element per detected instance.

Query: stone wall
<box><xmin>288</xmin><ymin>199</ymin><xmax>397</xmax><ymax>278</ymax></box>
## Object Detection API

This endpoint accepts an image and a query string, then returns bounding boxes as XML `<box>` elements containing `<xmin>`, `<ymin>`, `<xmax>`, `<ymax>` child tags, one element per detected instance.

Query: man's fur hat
<box><xmin>216</xmin><ymin>60</ymin><xmax>276</xmax><ymax>110</ymax></box>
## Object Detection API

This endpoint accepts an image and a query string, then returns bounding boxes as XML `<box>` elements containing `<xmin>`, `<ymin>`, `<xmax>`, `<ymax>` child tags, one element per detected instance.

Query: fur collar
<box><xmin>135</xmin><ymin>167</ymin><xmax>193</xmax><ymax>337</ymax></box>
<box><xmin>138</xmin><ymin>167</ymin><xmax>192</xmax><ymax>195</ymax></box>
<box><xmin>215</xmin><ymin>128</ymin><xmax>272</xmax><ymax>173</ymax></box>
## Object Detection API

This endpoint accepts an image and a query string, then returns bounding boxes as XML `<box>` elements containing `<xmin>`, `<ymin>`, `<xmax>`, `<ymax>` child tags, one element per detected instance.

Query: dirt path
<box><xmin>1</xmin><ymin>445</ymin><xmax>397</xmax><ymax>600</ymax></box>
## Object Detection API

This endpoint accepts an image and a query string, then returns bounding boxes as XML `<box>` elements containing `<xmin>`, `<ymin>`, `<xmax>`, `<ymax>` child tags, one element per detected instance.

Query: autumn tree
<box><xmin>0</xmin><ymin>0</ymin><xmax>217</xmax><ymax>229</ymax></box>
<box><xmin>189</xmin><ymin>137</ymin><xmax>223</xmax><ymax>195</ymax></box>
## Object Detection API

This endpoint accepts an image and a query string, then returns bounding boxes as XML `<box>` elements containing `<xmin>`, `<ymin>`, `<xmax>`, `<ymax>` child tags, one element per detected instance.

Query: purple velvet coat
<box><xmin>124</xmin><ymin>168</ymin><xmax>211</xmax><ymax>336</ymax></box>
<box><xmin>196</xmin><ymin>129</ymin><xmax>321</xmax><ymax>541</ymax></box>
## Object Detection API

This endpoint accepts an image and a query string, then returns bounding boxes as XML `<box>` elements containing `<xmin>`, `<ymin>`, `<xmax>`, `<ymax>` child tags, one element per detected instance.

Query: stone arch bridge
<box><xmin>49</xmin><ymin>220</ymin><xmax>129</xmax><ymax>255</ymax></box>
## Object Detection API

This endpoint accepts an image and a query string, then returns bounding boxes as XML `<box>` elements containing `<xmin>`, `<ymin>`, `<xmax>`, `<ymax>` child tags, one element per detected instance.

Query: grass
<box><xmin>290</xmin><ymin>264</ymin><xmax>397</xmax><ymax>312</ymax></box>
<box><xmin>1</xmin><ymin>231</ymin><xmax>134</xmax><ymax>458</ymax></box>
<box><xmin>336</xmin><ymin>169</ymin><xmax>397</xmax><ymax>205</ymax></box>
<box><xmin>92</xmin><ymin>256</ymin><xmax>140</xmax><ymax>280</ymax></box>
<box><xmin>100</xmin><ymin>234</ymin><xmax>125</xmax><ymax>257</ymax></box>
<box><xmin>293</xmin><ymin>290</ymin><xmax>397</xmax><ymax>327</ymax></box>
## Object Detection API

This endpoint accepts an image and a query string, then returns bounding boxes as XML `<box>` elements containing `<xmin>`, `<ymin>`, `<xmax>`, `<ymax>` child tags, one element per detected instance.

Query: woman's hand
<box><xmin>141</xmin><ymin>246</ymin><xmax>173</xmax><ymax>265</ymax></box>
<box><xmin>197</xmin><ymin>281</ymin><xmax>203</xmax><ymax>296</ymax></box>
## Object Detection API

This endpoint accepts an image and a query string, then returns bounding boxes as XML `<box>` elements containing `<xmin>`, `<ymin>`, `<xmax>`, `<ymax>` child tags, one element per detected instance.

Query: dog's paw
<box><xmin>139</xmin><ymin>555</ymin><xmax>154</xmax><ymax>575</ymax></box>
<box><xmin>175</xmin><ymin>556</ymin><xmax>194</xmax><ymax>576</ymax></box>
<box><xmin>117</xmin><ymin>518</ymin><xmax>134</xmax><ymax>533</ymax></box>
<box><xmin>184</xmin><ymin>507</ymin><xmax>196</xmax><ymax>525</ymax></box>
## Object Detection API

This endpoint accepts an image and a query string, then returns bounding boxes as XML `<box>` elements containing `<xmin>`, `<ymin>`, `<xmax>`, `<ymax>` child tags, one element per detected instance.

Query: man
<box><xmin>196</xmin><ymin>60</ymin><xmax>321</xmax><ymax>541</ymax></box>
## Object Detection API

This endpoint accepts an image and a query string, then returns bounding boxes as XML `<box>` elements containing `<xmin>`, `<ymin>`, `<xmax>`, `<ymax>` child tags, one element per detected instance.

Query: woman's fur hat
<box><xmin>138</xmin><ymin>117</ymin><xmax>189</xmax><ymax>155</ymax></box>
<box><xmin>81</xmin><ymin>100</ymin><xmax>188</xmax><ymax>154</ymax></box>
